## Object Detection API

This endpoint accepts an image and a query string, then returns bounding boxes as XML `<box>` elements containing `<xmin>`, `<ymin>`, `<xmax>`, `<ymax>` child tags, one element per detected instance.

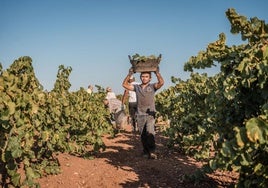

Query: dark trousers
<box><xmin>137</xmin><ymin>115</ymin><xmax>156</xmax><ymax>154</ymax></box>
<box><xmin>128</xmin><ymin>102</ymin><xmax>137</xmax><ymax>130</ymax></box>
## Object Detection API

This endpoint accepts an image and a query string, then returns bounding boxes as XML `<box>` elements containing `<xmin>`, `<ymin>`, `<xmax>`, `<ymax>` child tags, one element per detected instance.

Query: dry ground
<box><xmin>36</xmin><ymin>124</ymin><xmax>238</xmax><ymax>188</ymax></box>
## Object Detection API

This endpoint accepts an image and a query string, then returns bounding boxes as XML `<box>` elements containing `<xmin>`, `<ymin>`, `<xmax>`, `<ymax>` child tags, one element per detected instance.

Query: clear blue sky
<box><xmin>1</xmin><ymin>0</ymin><xmax>267</xmax><ymax>94</ymax></box>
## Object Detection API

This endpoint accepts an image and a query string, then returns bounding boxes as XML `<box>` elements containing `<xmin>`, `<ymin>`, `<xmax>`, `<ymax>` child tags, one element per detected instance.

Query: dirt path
<box><xmin>37</xmin><ymin>125</ymin><xmax>238</xmax><ymax>188</ymax></box>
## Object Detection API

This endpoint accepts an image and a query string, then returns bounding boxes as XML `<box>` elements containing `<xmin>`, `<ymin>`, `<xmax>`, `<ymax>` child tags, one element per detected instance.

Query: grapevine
<box><xmin>0</xmin><ymin>57</ymin><xmax>114</xmax><ymax>187</ymax></box>
<box><xmin>156</xmin><ymin>8</ymin><xmax>268</xmax><ymax>187</ymax></box>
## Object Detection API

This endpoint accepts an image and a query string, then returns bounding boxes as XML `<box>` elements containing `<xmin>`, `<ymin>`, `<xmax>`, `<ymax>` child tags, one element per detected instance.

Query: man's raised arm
<box><xmin>122</xmin><ymin>68</ymin><xmax>135</xmax><ymax>91</ymax></box>
<box><xmin>154</xmin><ymin>67</ymin><xmax>164</xmax><ymax>90</ymax></box>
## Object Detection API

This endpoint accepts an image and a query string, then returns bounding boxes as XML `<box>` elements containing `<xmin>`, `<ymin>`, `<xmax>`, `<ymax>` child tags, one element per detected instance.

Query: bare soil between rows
<box><xmin>38</xmin><ymin>126</ymin><xmax>238</xmax><ymax>188</ymax></box>
<box><xmin>35</xmin><ymin>125</ymin><xmax>238</xmax><ymax>188</ymax></box>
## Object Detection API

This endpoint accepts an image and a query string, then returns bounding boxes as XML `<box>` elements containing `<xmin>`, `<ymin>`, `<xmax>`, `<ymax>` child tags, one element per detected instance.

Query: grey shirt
<box><xmin>134</xmin><ymin>83</ymin><xmax>157</xmax><ymax>115</ymax></box>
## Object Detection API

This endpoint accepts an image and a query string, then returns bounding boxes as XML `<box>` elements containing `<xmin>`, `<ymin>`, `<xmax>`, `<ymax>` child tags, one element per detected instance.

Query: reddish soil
<box><xmin>36</xmin><ymin>125</ymin><xmax>238</xmax><ymax>188</ymax></box>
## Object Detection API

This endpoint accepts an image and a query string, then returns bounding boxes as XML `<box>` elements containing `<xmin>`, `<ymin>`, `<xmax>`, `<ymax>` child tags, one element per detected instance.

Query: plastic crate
<box><xmin>128</xmin><ymin>54</ymin><xmax>162</xmax><ymax>72</ymax></box>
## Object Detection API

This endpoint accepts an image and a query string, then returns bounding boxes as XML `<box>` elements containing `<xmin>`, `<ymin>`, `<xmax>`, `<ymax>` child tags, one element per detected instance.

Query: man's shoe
<box><xmin>142</xmin><ymin>153</ymin><xmax>149</xmax><ymax>158</ymax></box>
<box><xmin>149</xmin><ymin>152</ymin><xmax>157</xmax><ymax>159</ymax></box>
<box><xmin>141</xmin><ymin>150</ymin><xmax>149</xmax><ymax>158</ymax></box>
<box><xmin>141</xmin><ymin>152</ymin><xmax>149</xmax><ymax>158</ymax></box>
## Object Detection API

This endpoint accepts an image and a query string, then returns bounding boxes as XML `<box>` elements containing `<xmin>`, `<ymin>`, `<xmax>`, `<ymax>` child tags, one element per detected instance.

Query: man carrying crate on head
<box><xmin>122</xmin><ymin>54</ymin><xmax>164</xmax><ymax>159</ymax></box>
